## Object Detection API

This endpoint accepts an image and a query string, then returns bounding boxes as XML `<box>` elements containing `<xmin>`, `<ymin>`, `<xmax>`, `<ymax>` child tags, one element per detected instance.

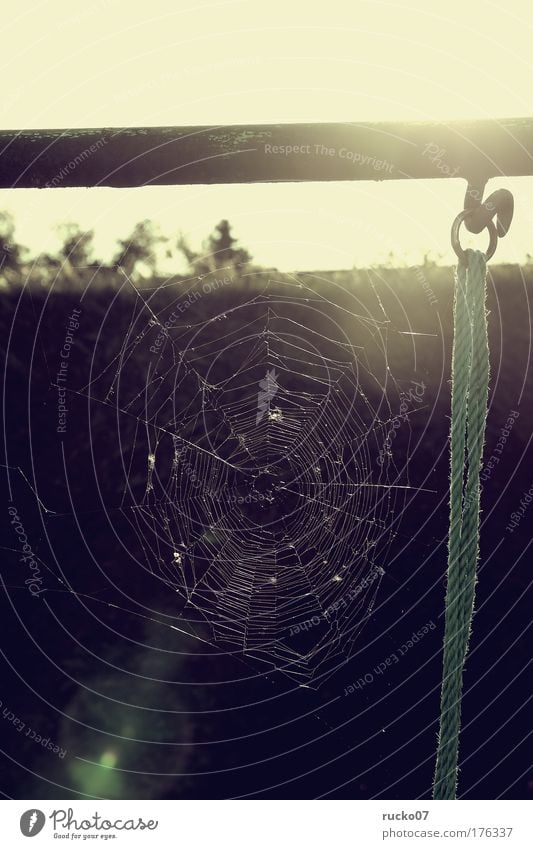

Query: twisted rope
<box><xmin>433</xmin><ymin>249</ymin><xmax>490</xmax><ymax>800</ymax></box>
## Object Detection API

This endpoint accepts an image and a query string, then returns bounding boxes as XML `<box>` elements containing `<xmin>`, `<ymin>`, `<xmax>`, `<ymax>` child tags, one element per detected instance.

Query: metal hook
<box><xmin>451</xmin><ymin>209</ymin><xmax>498</xmax><ymax>263</ymax></box>
<box><xmin>463</xmin><ymin>179</ymin><xmax>514</xmax><ymax>237</ymax></box>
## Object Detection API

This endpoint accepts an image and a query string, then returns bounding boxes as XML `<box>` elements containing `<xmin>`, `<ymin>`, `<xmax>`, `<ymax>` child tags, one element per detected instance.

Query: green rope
<box><xmin>433</xmin><ymin>248</ymin><xmax>490</xmax><ymax>800</ymax></box>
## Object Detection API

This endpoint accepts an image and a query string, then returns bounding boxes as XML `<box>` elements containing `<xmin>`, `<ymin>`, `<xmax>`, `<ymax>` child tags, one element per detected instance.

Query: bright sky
<box><xmin>2</xmin><ymin>0</ymin><xmax>533</xmax><ymax>269</ymax></box>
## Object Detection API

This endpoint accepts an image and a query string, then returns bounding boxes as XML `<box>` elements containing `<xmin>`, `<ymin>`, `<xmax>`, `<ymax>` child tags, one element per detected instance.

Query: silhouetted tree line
<box><xmin>0</xmin><ymin>213</ymin><xmax>254</xmax><ymax>289</ymax></box>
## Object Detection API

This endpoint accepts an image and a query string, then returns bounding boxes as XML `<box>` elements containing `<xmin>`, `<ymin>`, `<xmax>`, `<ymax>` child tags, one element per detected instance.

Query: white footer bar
<box><xmin>2</xmin><ymin>799</ymin><xmax>530</xmax><ymax>847</ymax></box>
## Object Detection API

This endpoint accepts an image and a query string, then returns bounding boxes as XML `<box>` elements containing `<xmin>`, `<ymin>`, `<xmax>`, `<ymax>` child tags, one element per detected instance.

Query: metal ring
<box><xmin>451</xmin><ymin>209</ymin><xmax>498</xmax><ymax>262</ymax></box>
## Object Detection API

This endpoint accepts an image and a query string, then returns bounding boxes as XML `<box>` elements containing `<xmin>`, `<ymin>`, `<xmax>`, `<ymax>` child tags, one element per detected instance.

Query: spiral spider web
<box><xmin>84</xmin><ymin>270</ymin><xmax>417</xmax><ymax>686</ymax></box>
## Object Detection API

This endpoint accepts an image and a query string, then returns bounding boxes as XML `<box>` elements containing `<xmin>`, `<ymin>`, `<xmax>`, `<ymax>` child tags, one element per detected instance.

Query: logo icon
<box><xmin>256</xmin><ymin>368</ymin><xmax>279</xmax><ymax>424</ymax></box>
<box><xmin>20</xmin><ymin>810</ymin><xmax>46</xmax><ymax>837</ymax></box>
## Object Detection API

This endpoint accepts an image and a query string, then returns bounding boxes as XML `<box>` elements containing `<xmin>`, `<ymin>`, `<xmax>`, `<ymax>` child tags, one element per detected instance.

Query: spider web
<box><xmin>79</xmin><ymin>269</ymin><xmax>419</xmax><ymax>686</ymax></box>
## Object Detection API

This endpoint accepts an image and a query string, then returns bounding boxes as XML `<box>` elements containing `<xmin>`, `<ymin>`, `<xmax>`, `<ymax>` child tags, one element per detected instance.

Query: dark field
<box><xmin>1</xmin><ymin>262</ymin><xmax>531</xmax><ymax>799</ymax></box>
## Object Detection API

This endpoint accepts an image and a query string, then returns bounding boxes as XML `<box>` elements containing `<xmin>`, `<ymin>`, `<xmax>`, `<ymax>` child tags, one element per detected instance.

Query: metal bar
<box><xmin>1</xmin><ymin>118</ymin><xmax>532</xmax><ymax>189</ymax></box>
